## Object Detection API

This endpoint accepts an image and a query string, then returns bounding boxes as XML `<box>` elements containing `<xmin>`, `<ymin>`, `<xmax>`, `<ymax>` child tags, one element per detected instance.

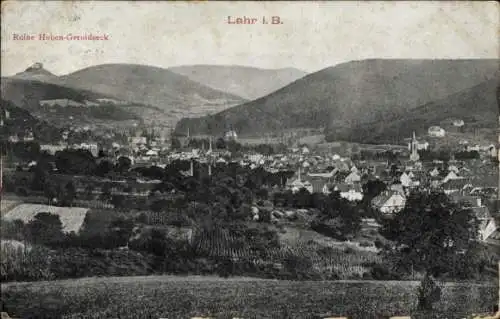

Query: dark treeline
<box><xmin>171</xmin><ymin>136</ymin><xmax>288</xmax><ymax>155</ymax></box>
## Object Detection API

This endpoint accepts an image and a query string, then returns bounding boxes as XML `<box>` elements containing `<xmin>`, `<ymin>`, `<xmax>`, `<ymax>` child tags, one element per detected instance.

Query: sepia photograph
<box><xmin>1</xmin><ymin>1</ymin><xmax>499</xmax><ymax>318</ymax></box>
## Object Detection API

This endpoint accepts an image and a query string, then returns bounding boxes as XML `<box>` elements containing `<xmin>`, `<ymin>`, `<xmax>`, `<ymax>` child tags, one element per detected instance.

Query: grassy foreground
<box><xmin>1</xmin><ymin>276</ymin><xmax>497</xmax><ymax>319</ymax></box>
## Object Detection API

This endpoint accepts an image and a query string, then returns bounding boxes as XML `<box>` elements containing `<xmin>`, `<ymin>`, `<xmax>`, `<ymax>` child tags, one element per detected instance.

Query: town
<box><xmin>2</xmin><ymin>117</ymin><xmax>498</xmax><ymax>245</ymax></box>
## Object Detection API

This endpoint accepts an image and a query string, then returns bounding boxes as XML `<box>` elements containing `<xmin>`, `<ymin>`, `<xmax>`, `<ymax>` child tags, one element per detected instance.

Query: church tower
<box><xmin>410</xmin><ymin>131</ymin><xmax>420</xmax><ymax>162</ymax></box>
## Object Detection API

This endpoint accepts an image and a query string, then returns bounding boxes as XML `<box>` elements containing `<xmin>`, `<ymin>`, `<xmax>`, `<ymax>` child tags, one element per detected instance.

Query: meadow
<box><xmin>2</xmin><ymin>204</ymin><xmax>89</xmax><ymax>233</ymax></box>
<box><xmin>1</xmin><ymin>276</ymin><xmax>497</xmax><ymax>319</ymax></box>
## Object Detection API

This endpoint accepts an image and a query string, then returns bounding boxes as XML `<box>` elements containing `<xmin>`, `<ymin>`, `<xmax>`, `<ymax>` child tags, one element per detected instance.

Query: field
<box><xmin>0</xmin><ymin>200</ymin><xmax>21</xmax><ymax>216</ymax></box>
<box><xmin>1</xmin><ymin>276</ymin><xmax>496</xmax><ymax>319</ymax></box>
<box><xmin>2</xmin><ymin>204</ymin><xmax>89</xmax><ymax>233</ymax></box>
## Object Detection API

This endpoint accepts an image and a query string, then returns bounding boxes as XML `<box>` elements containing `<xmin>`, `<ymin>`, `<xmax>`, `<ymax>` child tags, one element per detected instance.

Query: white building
<box><xmin>428</xmin><ymin>126</ymin><xmax>446</xmax><ymax>138</ymax></box>
<box><xmin>334</xmin><ymin>184</ymin><xmax>364</xmax><ymax>202</ymax></box>
<box><xmin>344</xmin><ymin>171</ymin><xmax>361</xmax><ymax>184</ymax></box>
<box><xmin>372</xmin><ymin>191</ymin><xmax>407</xmax><ymax>215</ymax></box>
<box><xmin>224</xmin><ymin>130</ymin><xmax>238</xmax><ymax>142</ymax></box>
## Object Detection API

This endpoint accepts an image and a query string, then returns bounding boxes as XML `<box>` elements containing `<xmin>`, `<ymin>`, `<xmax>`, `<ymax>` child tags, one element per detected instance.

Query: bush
<box><xmin>417</xmin><ymin>274</ymin><xmax>442</xmax><ymax>311</ymax></box>
<box><xmin>374</xmin><ymin>239</ymin><xmax>385</xmax><ymax>249</ymax></box>
<box><xmin>135</xmin><ymin>213</ymin><xmax>148</xmax><ymax>224</ymax></box>
<box><xmin>16</xmin><ymin>187</ymin><xmax>29</xmax><ymax>197</ymax></box>
<box><xmin>359</xmin><ymin>240</ymin><xmax>373</xmax><ymax>248</ymax></box>
<box><xmin>363</xmin><ymin>263</ymin><xmax>401</xmax><ymax>280</ymax></box>
<box><xmin>24</xmin><ymin>212</ymin><xmax>66</xmax><ymax>246</ymax></box>
<box><xmin>1</xmin><ymin>219</ymin><xmax>25</xmax><ymax>241</ymax></box>
<box><xmin>343</xmin><ymin>247</ymin><xmax>354</xmax><ymax>254</ymax></box>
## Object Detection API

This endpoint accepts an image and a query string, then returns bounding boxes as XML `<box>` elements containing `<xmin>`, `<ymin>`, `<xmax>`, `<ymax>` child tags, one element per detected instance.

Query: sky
<box><xmin>1</xmin><ymin>1</ymin><xmax>498</xmax><ymax>76</ymax></box>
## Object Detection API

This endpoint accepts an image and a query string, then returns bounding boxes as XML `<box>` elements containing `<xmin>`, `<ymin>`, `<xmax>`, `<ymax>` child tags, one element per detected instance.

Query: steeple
<box><xmin>187</xmin><ymin>127</ymin><xmax>190</xmax><ymax>138</ymax></box>
<box><xmin>410</xmin><ymin>131</ymin><xmax>420</xmax><ymax>162</ymax></box>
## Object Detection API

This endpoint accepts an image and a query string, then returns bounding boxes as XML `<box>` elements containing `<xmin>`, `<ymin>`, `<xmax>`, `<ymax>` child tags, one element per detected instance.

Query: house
<box><xmin>40</xmin><ymin>144</ymin><xmax>66</xmax><ymax>155</ymax></box>
<box><xmin>428</xmin><ymin>126</ymin><xmax>446</xmax><ymax>137</ymax></box>
<box><xmin>447</xmin><ymin>165</ymin><xmax>459</xmax><ymax>173</ymax></box>
<box><xmin>442</xmin><ymin>171</ymin><xmax>461</xmax><ymax>183</ymax></box>
<box><xmin>407</xmin><ymin>139</ymin><xmax>429</xmax><ymax>151</ymax></box>
<box><xmin>288</xmin><ymin>179</ymin><xmax>313</xmax><ymax>193</ymax></box>
<box><xmin>454</xmin><ymin>195</ymin><xmax>497</xmax><ymax>241</ymax></box>
<box><xmin>308</xmin><ymin>179</ymin><xmax>331</xmax><ymax>194</ymax></box>
<box><xmin>334</xmin><ymin>184</ymin><xmax>364</xmax><ymax>202</ymax></box>
<box><xmin>483</xmin><ymin>215</ymin><xmax>500</xmax><ymax>244</ymax></box>
<box><xmin>389</xmin><ymin>183</ymin><xmax>405</xmax><ymax>195</ymax></box>
<box><xmin>481</xmin><ymin>218</ymin><xmax>498</xmax><ymax>242</ymax></box>
<box><xmin>23</xmin><ymin>131</ymin><xmax>34</xmax><ymax>142</ymax></box>
<box><xmin>430</xmin><ymin>176</ymin><xmax>442</xmax><ymax>188</ymax></box>
<box><xmin>77</xmin><ymin>143</ymin><xmax>99</xmax><ymax>157</ymax></box>
<box><xmin>145</xmin><ymin>149</ymin><xmax>159</xmax><ymax>157</ymax></box>
<box><xmin>441</xmin><ymin>178</ymin><xmax>472</xmax><ymax>195</ymax></box>
<box><xmin>307</xmin><ymin>169</ymin><xmax>336</xmax><ymax>179</ymax></box>
<box><xmin>344</xmin><ymin>171</ymin><xmax>361</xmax><ymax>184</ymax></box>
<box><xmin>39</xmin><ymin>99</ymin><xmax>84</xmax><ymax>107</ymax></box>
<box><xmin>322</xmin><ymin>183</ymin><xmax>333</xmax><ymax>194</ymax></box>
<box><xmin>130</xmin><ymin>136</ymin><xmax>147</xmax><ymax>145</ymax></box>
<box><xmin>224</xmin><ymin>130</ymin><xmax>238</xmax><ymax>142</ymax></box>
<box><xmin>371</xmin><ymin>191</ymin><xmax>406</xmax><ymax>215</ymax></box>
<box><xmin>488</xmin><ymin>145</ymin><xmax>497</xmax><ymax>158</ymax></box>
<box><xmin>84</xmin><ymin>100</ymin><xmax>99</xmax><ymax>107</ymax></box>
<box><xmin>400</xmin><ymin>172</ymin><xmax>412</xmax><ymax>188</ymax></box>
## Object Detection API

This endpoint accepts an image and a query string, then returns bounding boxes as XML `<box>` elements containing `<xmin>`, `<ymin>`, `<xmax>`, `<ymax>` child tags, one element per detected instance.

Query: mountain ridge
<box><xmin>325</xmin><ymin>78</ymin><xmax>500</xmax><ymax>144</ymax></box>
<box><xmin>2</xmin><ymin>63</ymin><xmax>253</xmax><ymax>129</ymax></box>
<box><xmin>58</xmin><ymin>63</ymin><xmax>246</xmax><ymax>108</ymax></box>
<box><xmin>168</xmin><ymin>64</ymin><xmax>307</xmax><ymax>100</ymax></box>
<box><xmin>174</xmin><ymin>59</ymin><xmax>499</xmax><ymax>142</ymax></box>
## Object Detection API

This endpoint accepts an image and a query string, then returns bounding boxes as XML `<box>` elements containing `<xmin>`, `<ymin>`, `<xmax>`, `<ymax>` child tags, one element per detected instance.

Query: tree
<box><xmin>362</xmin><ymin>180</ymin><xmax>387</xmax><ymax>205</ymax></box>
<box><xmin>256</xmin><ymin>188</ymin><xmax>269</xmax><ymax>200</ymax></box>
<box><xmin>111</xmin><ymin>194</ymin><xmax>126</xmax><ymax>209</ymax></box>
<box><xmin>31</xmin><ymin>161</ymin><xmax>50</xmax><ymax>191</ymax></box>
<box><xmin>107</xmin><ymin>218</ymin><xmax>135</xmax><ymax>247</ymax></box>
<box><xmin>63</xmin><ymin>181</ymin><xmax>76</xmax><ymax>206</ymax></box>
<box><xmin>454</xmin><ymin>150</ymin><xmax>480</xmax><ymax>160</ymax></box>
<box><xmin>310</xmin><ymin>192</ymin><xmax>361</xmax><ymax>240</ymax></box>
<box><xmin>417</xmin><ymin>273</ymin><xmax>442</xmax><ymax>311</ymax></box>
<box><xmin>55</xmin><ymin>149</ymin><xmax>97</xmax><ymax>175</ymax></box>
<box><xmin>95</xmin><ymin>160</ymin><xmax>114</xmax><ymax>177</ymax></box>
<box><xmin>84</xmin><ymin>184</ymin><xmax>94</xmax><ymax>200</ymax></box>
<box><xmin>390</xmin><ymin>164</ymin><xmax>399</xmax><ymax>178</ymax></box>
<box><xmin>101</xmin><ymin>183</ymin><xmax>112</xmax><ymax>201</ymax></box>
<box><xmin>24</xmin><ymin>212</ymin><xmax>65</xmax><ymax>246</ymax></box>
<box><xmin>380</xmin><ymin>191</ymin><xmax>479</xmax><ymax>278</ymax></box>
<box><xmin>293</xmin><ymin>188</ymin><xmax>312</xmax><ymax>208</ymax></box>
<box><xmin>227</xmin><ymin>140</ymin><xmax>242</xmax><ymax>153</ymax></box>
<box><xmin>148</xmin><ymin>228</ymin><xmax>167</xmax><ymax>256</ymax></box>
<box><xmin>43</xmin><ymin>180</ymin><xmax>57</xmax><ymax>205</ymax></box>
<box><xmin>11</xmin><ymin>141</ymin><xmax>41</xmax><ymax>160</ymax></box>
<box><xmin>171</xmin><ymin>137</ymin><xmax>181</xmax><ymax>150</ymax></box>
<box><xmin>215</xmin><ymin>137</ymin><xmax>226</xmax><ymax>149</ymax></box>
<box><xmin>115</xmin><ymin>156</ymin><xmax>132</xmax><ymax>173</ymax></box>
